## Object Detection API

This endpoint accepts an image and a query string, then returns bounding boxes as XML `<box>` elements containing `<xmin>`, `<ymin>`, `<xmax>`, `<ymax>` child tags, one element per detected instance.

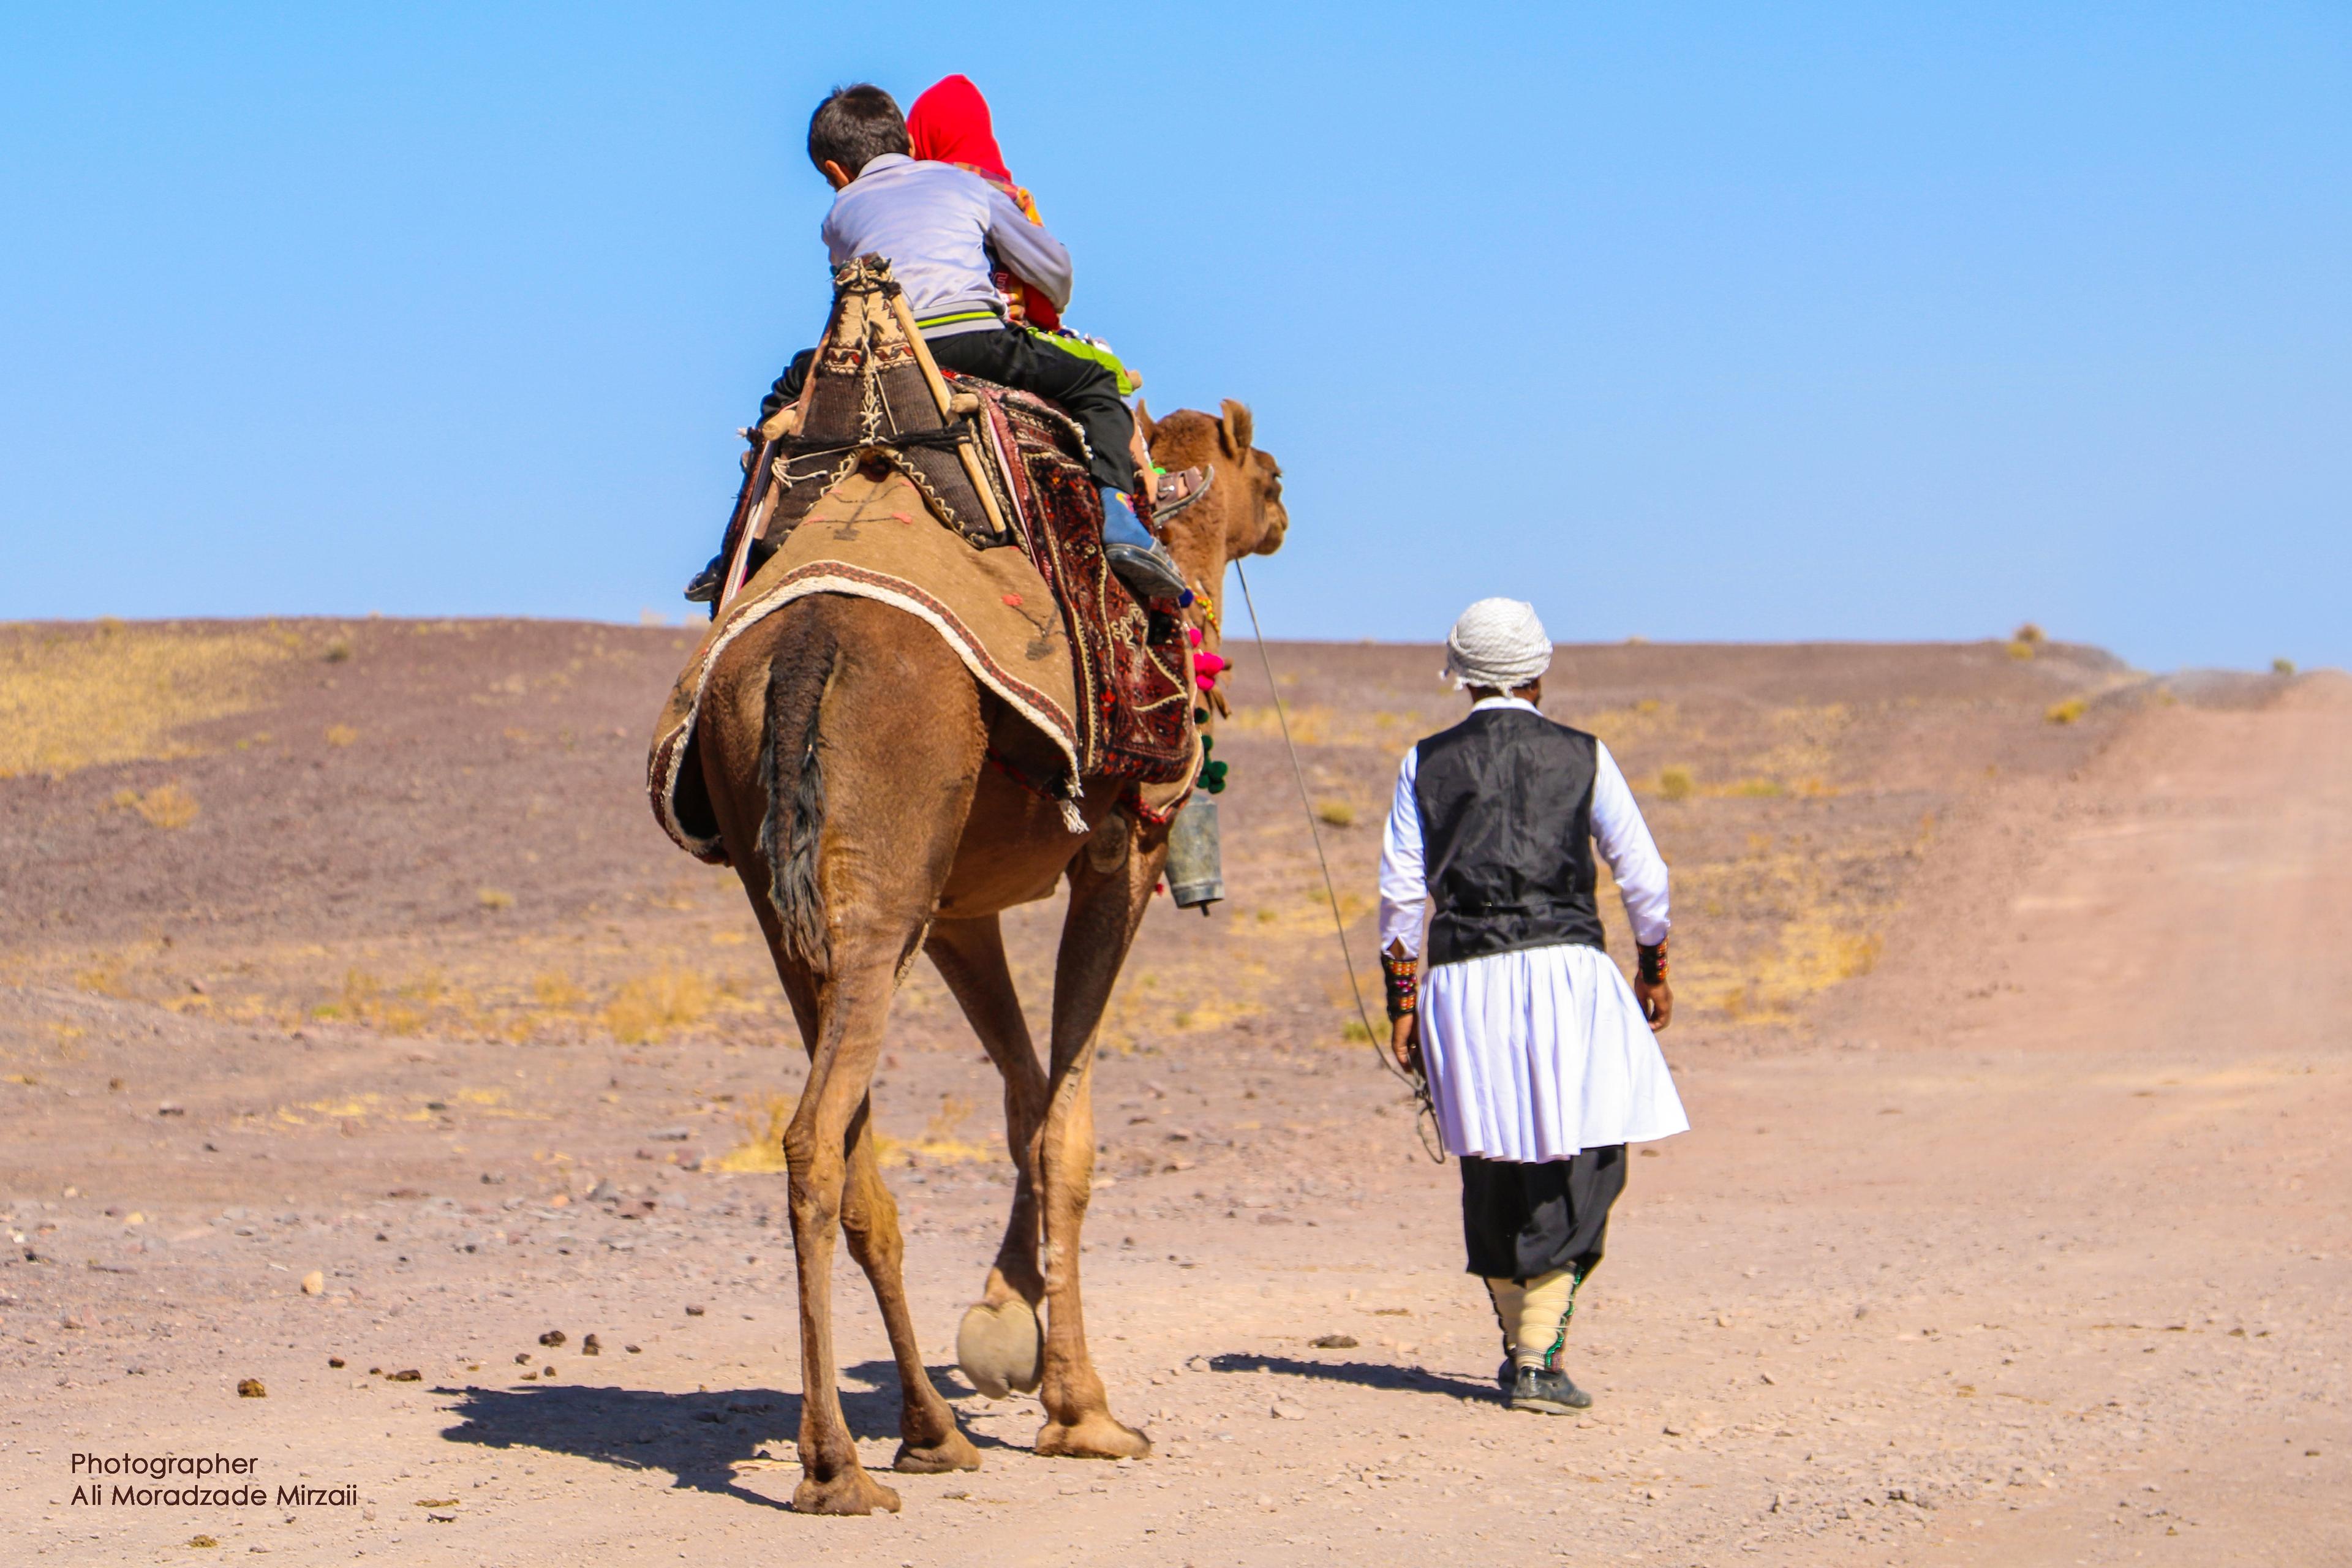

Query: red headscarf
<box><xmin>907</xmin><ymin>75</ymin><xmax>1061</xmax><ymax>328</ymax></box>
<box><xmin>908</xmin><ymin>75</ymin><xmax>1012</xmax><ymax>183</ymax></box>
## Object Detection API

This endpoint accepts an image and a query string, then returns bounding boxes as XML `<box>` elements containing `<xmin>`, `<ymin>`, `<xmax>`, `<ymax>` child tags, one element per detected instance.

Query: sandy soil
<box><xmin>1</xmin><ymin>619</ymin><xmax>2343</xmax><ymax>1565</ymax></box>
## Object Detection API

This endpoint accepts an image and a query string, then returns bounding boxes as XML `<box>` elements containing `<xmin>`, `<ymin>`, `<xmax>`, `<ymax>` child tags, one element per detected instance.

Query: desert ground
<box><xmin>1</xmin><ymin>615</ymin><xmax>2345</xmax><ymax>1566</ymax></box>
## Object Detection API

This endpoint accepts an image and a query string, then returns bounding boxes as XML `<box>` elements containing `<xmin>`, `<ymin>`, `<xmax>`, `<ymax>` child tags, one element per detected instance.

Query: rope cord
<box><xmin>1231</xmin><ymin>562</ymin><xmax>1444</xmax><ymax>1163</ymax></box>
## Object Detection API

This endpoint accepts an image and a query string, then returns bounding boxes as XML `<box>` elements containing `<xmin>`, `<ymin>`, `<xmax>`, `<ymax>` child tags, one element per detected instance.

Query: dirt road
<box><xmin>2</xmin><ymin>628</ymin><xmax>2343</xmax><ymax>1565</ymax></box>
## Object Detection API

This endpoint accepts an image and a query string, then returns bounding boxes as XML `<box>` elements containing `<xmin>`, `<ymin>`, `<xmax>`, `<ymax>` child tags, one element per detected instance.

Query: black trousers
<box><xmin>1459</xmin><ymin>1145</ymin><xmax>1628</xmax><ymax>1282</ymax></box>
<box><xmin>762</xmin><ymin>326</ymin><xmax>1136</xmax><ymax>493</ymax></box>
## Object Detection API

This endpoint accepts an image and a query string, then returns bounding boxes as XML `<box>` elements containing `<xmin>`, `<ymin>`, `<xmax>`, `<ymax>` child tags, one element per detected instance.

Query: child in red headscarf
<box><xmin>906</xmin><ymin>74</ymin><xmax>1139</xmax><ymax>399</ymax></box>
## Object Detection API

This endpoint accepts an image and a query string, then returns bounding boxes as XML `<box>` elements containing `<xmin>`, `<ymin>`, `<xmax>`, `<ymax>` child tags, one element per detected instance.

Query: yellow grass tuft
<box><xmin>1656</xmin><ymin>766</ymin><xmax>1695</xmax><ymax>802</ymax></box>
<box><xmin>712</xmin><ymin>1095</ymin><xmax>793</xmax><ymax>1173</ymax></box>
<box><xmin>532</xmin><ymin>971</ymin><xmax>584</xmax><ymax>1009</ymax></box>
<box><xmin>0</xmin><ymin>622</ymin><xmax>290</xmax><ymax>777</ymax></box>
<box><xmin>2044</xmin><ymin>697</ymin><xmax>2088</xmax><ymax>725</ymax></box>
<box><xmin>476</xmin><ymin>888</ymin><xmax>515</xmax><ymax>910</ymax></box>
<box><xmin>603</xmin><ymin>967</ymin><xmax>714</xmax><ymax>1044</ymax></box>
<box><xmin>1720</xmin><ymin>777</ymin><xmax>1784</xmax><ymax>799</ymax></box>
<box><xmin>113</xmin><ymin>783</ymin><xmax>200</xmax><ymax>829</ymax></box>
<box><xmin>1314</xmin><ymin>799</ymin><xmax>1356</xmax><ymax>828</ymax></box>
<box><xmin>323</xmin><ymin>724</ymin><xmax>358</xmax><ymax>747</ymax></box>
<box><xmin>2272</xmin><ymin>657</ymin><xmax>2296</xmax><ymax>676</ymax></box>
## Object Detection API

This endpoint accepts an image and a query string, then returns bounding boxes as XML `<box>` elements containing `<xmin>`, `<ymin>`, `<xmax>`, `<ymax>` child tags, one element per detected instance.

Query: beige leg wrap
<box><xmin>1485</xmin><ymin>1267</ymin><xmax>1580</xmax><ymax>1371</ymax></box>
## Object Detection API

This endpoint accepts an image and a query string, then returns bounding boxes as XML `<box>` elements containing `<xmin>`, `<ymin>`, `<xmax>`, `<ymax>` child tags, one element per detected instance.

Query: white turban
<box><xmin>1443</xmin><ymin>598</ymin><xmax>1553</xmax><ymax>690</ymax></box>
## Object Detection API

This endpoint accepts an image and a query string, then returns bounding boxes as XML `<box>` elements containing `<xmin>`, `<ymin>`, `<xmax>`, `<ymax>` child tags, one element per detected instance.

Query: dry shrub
<box><xmin>924</xmin><ymin>1093</ymin><xmax>975</xmax><ymax>1144</ymax></box>
<box><xmin>532</xmin><ymin>971</ymin><xmax>584</xmax><ymax>1009</ymax></box>
<box><xmin>322</xmin><ymin>638</ymin><xmax>353</xmax><ymax>664</ymax></box>
<box><xmin>313</xmin><ymin>969</ymin><xmax>426</xmax><ymax>1035</ymax></box>
<box><xmin>2272</xmin><ymin>657</ymin><xmax>2296</xmax><ymax>676</ymax></box>
<box><xmin>603</xmin><ymin>968</ymin><xmax>714</xmax><ymax>1044</ymax></box>
<box><xmin>1656</xmin><ymin>766</ymin><xmax>1695</xmax><ymax>802</ymax></box>
<box><xmin>0</xmin><ymin>623</ymin><xmax>290</xmax><ymax>777</ymax></box>
<box><xmin>1314</xmin><ymin>799</ymin><xmax>1356</xmax><ymax>828</ymax></box>
<box><xmin>75</xmin><ymin>957</ymin><xmax>132</xmax><ymax>998</ymax></box>
<box><xmin>476</xmin><ymin>888</ymin><xmax>515</xmax><ymax>910</ymax></box>
<box><xmin>113</xmin><ymin>783</ymin><xmax>200</xmax><ymax>829</ymax></box>
<box><xmin>323</xmin><ymin>724</ymin><xmax>358</xmax><ymax>747</ymax></box>
<box><xmin>2044</xmin><ymin>697</ymin><xmax>2088</xmax><ymax>725</ymax></box>
<box><xmin>712</xmin><ymin>1093</ymin><xmax>793</xmax><ymax>1173</ymax></box>
<box><xmin>1723</xmin><ymin>777</ymin><xmax>1784</xmax><ymax>799</ymax></box>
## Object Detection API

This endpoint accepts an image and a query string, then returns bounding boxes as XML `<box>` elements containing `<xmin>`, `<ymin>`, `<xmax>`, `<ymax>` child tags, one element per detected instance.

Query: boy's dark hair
<box><xmin>807</xmin><ymin>85</ymin><xmax>909</xmax><ymax>178</ymax></box>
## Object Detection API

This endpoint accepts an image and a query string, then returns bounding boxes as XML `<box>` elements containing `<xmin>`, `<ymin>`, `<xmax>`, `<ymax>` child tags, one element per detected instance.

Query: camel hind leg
<box><xmin>924</xmin><ymin>914</ymin><xmax>1049</xmax><ymax>1398</ymax></box>
<box><xmin>839</xmin><ymin>1096</ymin><xmax>982</xmax><ymax>1474</ymax></box>
<box><xmin>696</xmin><ymin>596</ymin><xmax>986</xmax><ymax>1512</ymax></box>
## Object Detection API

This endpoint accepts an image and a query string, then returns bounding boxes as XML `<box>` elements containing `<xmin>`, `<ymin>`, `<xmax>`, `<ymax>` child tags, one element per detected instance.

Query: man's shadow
<box><xmin>1202</xmin><ymin>1351</ymin><xmax>1498</xmax><ymax>1404</ymax></box>
<box><xmin>436</xmin><ymin>1360</ymin><xmax>1005</xmax><ymax>1509</ymax></box>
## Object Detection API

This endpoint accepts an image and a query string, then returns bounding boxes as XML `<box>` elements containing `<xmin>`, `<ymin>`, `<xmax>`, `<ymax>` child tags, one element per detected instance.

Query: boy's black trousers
<box><xmin>761</xmin><ymin>326</ymin><xmax>1135</xmax><ymax>493</ymax></box>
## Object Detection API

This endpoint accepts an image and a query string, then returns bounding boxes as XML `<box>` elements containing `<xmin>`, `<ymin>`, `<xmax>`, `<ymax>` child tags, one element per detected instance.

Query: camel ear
<box><xmin>1218</xmin><ymin>399</ymin><xmax>1254</xmax><ymax>458</ymax></box>
<box><xmin>1134</xmin><ymin>398</ymin><xmax>1156</xmax><ymax>443</ymax></box>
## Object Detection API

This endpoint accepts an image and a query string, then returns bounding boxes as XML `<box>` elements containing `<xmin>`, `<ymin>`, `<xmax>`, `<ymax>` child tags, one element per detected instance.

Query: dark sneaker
<box><xmin>1507</xmin><ymin>1363</ymin><xmax>1591</xmax><ymax>1415</ymax></box>
<box><xmin>1496</xmin><ymin>1358</ymin><xmax>1514</xmax><ymax>1397</ymax></box>
<box><xmin>683</xmin><ymin>555</ymin><xmax>725</xmax><ymax>604</ymax></box>
<box><xmin>1106</xmin><ymin>540</ymin><xmax>1188</xmax><ymax>601</ymax></box>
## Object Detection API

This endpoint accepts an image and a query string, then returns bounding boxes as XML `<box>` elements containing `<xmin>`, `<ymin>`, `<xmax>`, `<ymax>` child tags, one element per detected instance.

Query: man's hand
<box><xmin>1635</xmin><ymin>977</ymin><xmax>1673</xmax><ymax>1032</ymax></box>
<box><xmin>1389</xmin><ymin>1012</ymin><xmax>1422</xmax><ymax>1075</ymax></box>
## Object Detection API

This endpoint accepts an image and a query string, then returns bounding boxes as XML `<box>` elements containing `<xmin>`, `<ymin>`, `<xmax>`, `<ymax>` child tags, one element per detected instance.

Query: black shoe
<box><xmin>1496</xmin><ymin>1358</ymin><xmax>1514</xmax><ymax>1397</ymax></box>
<box><xmin>1106</xmin><ymin>540</ymin><xmax>1188</xmax><ymax>601</ymax></box>
<box><xmin>683</xmin><ymin>555</ymin><xmax>725</xmax><ymax>604</ymax></box>
<box><xmin>1507</xmin><ymin>1363</ymin><xmax>1591</xmax><ymax>1415</ymax></box>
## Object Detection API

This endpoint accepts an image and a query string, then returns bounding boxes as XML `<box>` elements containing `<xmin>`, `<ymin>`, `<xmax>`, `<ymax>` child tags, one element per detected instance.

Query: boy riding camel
<box><xmin>686</xmin><ymin>82</ymin><xmax>1200</xmax><ymax>605</ymax></box>
<box><xmin>1379</xmin><ymin>598</ymin><xmax>1689</xmax><ymax>1414</ymax></box>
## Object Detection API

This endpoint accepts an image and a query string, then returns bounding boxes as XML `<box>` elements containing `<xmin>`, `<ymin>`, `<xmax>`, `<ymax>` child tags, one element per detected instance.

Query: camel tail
<box><xmin>759</xmin><ymin>615</ymin><xmax>835</xmax><ymax>974</ymax></box>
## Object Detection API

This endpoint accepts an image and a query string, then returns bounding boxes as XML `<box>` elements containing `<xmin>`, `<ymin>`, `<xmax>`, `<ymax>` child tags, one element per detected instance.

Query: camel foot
<box><xmin>893</xmin><ymin>1427</ymin><xmax>982</xmax><ymax>1474</ymax></box>
<box><xmin>956</xmin><ymin>1298</ymin><xmax>1042</xmax><ymax>1400</ymax></box>
<box><xmin>791</xmin><ymin>1466</ymin><xmax>902</xmax><ymax>1515</ymax></box>
<box><xmin>1035</xmin><ymin>1412</ymin><xmax>1151</xmax><ymax>1460</ymax></box>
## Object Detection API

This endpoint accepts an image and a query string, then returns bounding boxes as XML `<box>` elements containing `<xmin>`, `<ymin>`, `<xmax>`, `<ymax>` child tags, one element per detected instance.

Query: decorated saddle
<box><xmin>648</xmin><ymin>258</ymin><xmax>1197</xmax><ymax>862</ymax></box>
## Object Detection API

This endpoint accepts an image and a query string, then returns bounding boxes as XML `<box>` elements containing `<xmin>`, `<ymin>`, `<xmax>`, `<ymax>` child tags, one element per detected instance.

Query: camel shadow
<box><xmin>1203</xmin><ymin>1351</ymin><xmax>1499</xmax><ymax>1404</ymax></box>
<box><xmin>435</xmin><ymin>1360</ymin><xmax>1003</xmax><ymax>1507</ymax></box>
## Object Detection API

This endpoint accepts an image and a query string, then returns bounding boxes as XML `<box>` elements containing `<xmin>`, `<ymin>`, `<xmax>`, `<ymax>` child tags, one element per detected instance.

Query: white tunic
<box><xmin>1378</xmin><ymin>697</ymin><xmax>1690</xmax><ymax>1163</ymax></box>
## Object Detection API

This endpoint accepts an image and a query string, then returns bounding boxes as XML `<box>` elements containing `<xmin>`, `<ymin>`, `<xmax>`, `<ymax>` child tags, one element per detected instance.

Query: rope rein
<box><xmin>1231</xmin><ymin>562</ymin><xmax>1444</xmax><ymax>1163</ymax></box>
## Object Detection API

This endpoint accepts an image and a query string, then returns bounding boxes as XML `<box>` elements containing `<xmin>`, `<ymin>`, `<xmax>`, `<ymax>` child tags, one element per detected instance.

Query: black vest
<box><xmin>1413</xmin><ymin>707</ymin><xmax>1604</xmax><ymax>966</ymax></box>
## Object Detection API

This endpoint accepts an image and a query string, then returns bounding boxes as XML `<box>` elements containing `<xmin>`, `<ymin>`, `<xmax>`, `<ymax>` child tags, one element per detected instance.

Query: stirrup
<box><xmin>1152</xmin><ymin>466</ymin><xmax>1212</xmax><ymax>524</ymax></box>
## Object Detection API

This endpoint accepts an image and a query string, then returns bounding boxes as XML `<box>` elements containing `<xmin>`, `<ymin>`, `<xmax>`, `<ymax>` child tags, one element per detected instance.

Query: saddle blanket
<box><xmin>649</xmin><ymin>466</ymin><xmax>1089</xmax><ymax>863</ymax></box>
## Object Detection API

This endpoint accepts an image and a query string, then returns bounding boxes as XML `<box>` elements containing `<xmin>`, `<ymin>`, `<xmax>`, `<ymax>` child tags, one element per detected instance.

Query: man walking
<box><xmin>1378</xmin><ymin>598</ymin><xmax>1689</xmax><ymax>1414</ymax></box>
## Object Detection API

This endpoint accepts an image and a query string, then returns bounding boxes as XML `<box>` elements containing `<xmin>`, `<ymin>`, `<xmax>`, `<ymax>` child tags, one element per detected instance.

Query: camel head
<box><xmin>1136</xmin><ymin>399</ymin><xmax>1287</xmax><ymax>626</ymax></box>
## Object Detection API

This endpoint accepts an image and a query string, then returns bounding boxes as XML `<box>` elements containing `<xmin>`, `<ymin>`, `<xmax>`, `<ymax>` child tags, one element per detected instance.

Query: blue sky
<box><xmin>4</xmin><ymin>3</ymin><xmax>2345</xmax><ymax>670</ymax></box>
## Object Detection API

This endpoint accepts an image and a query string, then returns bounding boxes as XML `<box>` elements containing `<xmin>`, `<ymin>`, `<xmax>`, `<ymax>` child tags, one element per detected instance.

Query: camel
<box><xmin>690</xmin><ymin>399</ymin><xmax>1287</xmax><ymax>1514</ymax></box>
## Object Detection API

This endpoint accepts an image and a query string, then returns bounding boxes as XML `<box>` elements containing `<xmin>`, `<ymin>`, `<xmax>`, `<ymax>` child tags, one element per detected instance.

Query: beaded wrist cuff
<box><xmin>1380</xmin><ymin>952</ymin><xmax>1419</xmax><ymax>1019</ymax></box>
<box><xmin>1637</xmin><ymin>940</ymin><xmax>1668</xmax><ymax>986</ymax></box>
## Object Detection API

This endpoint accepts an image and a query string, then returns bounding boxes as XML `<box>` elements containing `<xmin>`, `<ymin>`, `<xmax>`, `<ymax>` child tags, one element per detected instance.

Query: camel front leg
<box><xmin>1032</xmin><ymin>832</ymin><xmax>1163</xmax><ymax>1460</ymax></box>
<box><xmin>839</xmin><ymin>1099</ymin><xmax>982</xmax><ymax>1474</ymax></box>
<box><xmin>925</xmin><ymin>914</ymin><xmax>1050</xmax><ymax>1398</ymax></box>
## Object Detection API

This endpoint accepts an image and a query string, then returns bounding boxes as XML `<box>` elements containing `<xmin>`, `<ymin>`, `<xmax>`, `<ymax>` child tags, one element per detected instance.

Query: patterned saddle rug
<box><xmin>962</xmin><ymin>377</ymin><xmax>1194</xmax><ymax>786</ymax></box>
